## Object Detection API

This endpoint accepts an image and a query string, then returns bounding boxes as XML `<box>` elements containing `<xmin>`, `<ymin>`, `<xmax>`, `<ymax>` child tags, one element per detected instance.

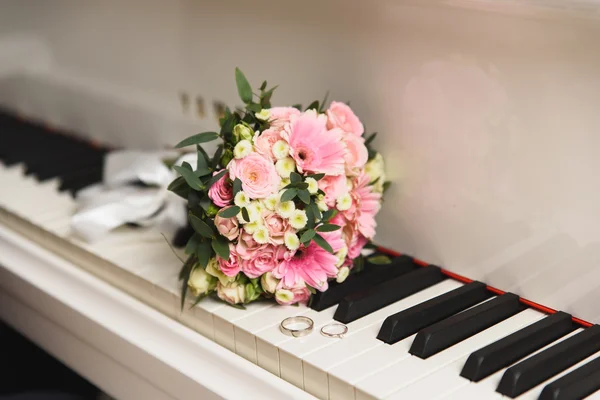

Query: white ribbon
<box><xmin>71</xmin><ymin>150</ymin><xmax>196</xmax><ymax>243</ymax></box>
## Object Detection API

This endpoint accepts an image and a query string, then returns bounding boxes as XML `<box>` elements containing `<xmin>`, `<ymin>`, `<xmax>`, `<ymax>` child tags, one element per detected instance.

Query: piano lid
<box><xmin>1</xmin><ymin>0</ymin><xmax>600</xmax><ymax>323</ymax></box>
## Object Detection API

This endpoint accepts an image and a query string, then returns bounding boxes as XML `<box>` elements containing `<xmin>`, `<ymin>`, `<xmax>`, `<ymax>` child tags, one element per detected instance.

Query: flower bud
<box><xmin>244</xmin><ymin>282</ymin><xmax>261</xmax><ymax>303</ymax></box>
<box><xmin>187</xmin><ymin>267</ymin><xmax>217</xmax><ymax>296</ymax></box>
<box><xmin>217</xmin><ymin>281</ymin><xmax>246</xmax><ymax>304</ymax></box>
<box><xmin>336</xmin><ymin>266</ymin><xmax>350</xmax><ymax>283</ymax></box>
<box><xmin>220</xmin><ymin>148</ymin><xmax>234</xmax><ymax>167</ymax></box>
<box><xmin>206</xmin><ymin>203</ymin><xmax>220</xmax><ymax>217</ymax></box>
<box><xmin>261</xmin><ymin>272</ymin><xmax>279</xmax><ymax>294</ymax></box>
<box><xmin>275</xmin><ymin>289</ymin><xmax>294</xmax><ymax>304</ymax></box>
<box><xmin>233</xmin><ymin>123</ymin><xmax>254</xmax><ymax>143</ymax></box>
<box><xmin>255</xmin><ymin>109</ymin><xmax>271</xmax><ymax>121</ymax></box>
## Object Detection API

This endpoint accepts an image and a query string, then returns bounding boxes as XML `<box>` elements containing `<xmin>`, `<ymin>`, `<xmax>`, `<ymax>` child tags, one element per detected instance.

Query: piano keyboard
<box><xmin>2</xmin><ymin>112</ymin><xmax>600</xmax><ymax>400</ymax></box>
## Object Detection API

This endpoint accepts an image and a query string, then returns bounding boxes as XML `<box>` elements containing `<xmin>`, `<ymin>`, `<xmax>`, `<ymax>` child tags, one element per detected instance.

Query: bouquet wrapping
<box><xmin>169</xmin><ymin>68</ymin><xmax>389</xmax><ymax>308</ymax></box>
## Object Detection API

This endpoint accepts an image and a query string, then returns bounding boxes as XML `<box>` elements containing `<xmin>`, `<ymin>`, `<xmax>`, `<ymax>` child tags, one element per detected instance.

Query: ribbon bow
<box><xmin>71</xmin><ymin>150</ymin><xmax>194</xmax><ymax>243</ymax></box>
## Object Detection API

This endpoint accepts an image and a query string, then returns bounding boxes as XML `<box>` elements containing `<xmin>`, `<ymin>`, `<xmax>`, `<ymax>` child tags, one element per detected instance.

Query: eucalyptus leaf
<box><xmin>235</xmin><ymin>67</ymin><xmax>253</xmax><ymax>103</ymax></box>
<box><xmin>312</xmin><ymin>233</ymin><xmax>334</xmax><ymax>254</ymax></box>
<box><xmin>364</xmin><ymin>132</ymin><xmax>378</xmax><ymax>146</ymax></box>
<box><xmin>185</xmin><ymin>233</ymin><xmax>201</xmax><ymax>255</ymax></box>
<box><xmin>241</xmin><ymin>207</ymin><xmax>250</xmax><ymax>222</ymax></box>
<box><xmin>290</xmin><ymin>171</ymin><xmax>302</xmax><ymax>184</ymax></box>
<box><xmin>167</xmin><ymin>176</ymin><xmax>189</xmax><ymax>199</ymax></box>
<box><xmin>189</xmin><ymin>214</ymin><xmax>214</xmax><ymax>237</ymax></box>
<box><xmin>319</xmin><ymin>91</ymin><xmax>329</xmax><ymax>113</ymax></box>
<box><xmin>179</xmin><ymin>255</ymin><xmax>196</xmax><ymax>310</ymax></box>
<box><xmin>196</xmin><ymin>145</ymin><xmax>210</xmax><ymax>172</ymax></box>
<box><xmin>322</xmin><ymin>208</ymin><xmax>338</xmax><ymax>222</ymax></box>
<box><xmin>212</xmin><ymin>235</ymin><xmax>231</xmax><ymax>260</ymax></box>
<box><xmin>383</xmin><ymin>181</ymin><xmax>391</xmax><ymax>193</ymax></box>
<box><xmin>367</xmin><ymin>255</ymin><xmax>392</xmax><ymax>265</ymax></box>
<box><xmin>246</xmin><ymin>103</ymin><xmax>262</xmax><ymax>113</ymax></box>
<box><xmin>306</xmin><ymin>100</ymin><xmax>319</xmax><ymax>111</ymax></box>
<box><xmin>307</xmin><ymin>173</ymin><xmax>325</xmax><ymax>181</ymax></box>
<box><xmin>300</xmin><ymin>229</ymin><xmax>316</xmax><ymax>244</ymax></box>
<box><xmin>260</xmin><ymin>80</ymin><xmax>267</xmax><ymax>91</ymax></box>
<box><xmin>174</xmin><ymin>132</ymin><xmax>219</xmax><ymax>148</ymax></box>
<box><xmin>280</xmin><ymin>188</ymin><xmax>297</xmax><ymax>202</ymax></box>
<box><xmin>196</xmin><ymin>241</ymin><xmax>212</xmax><ymax>268</ymax></box>
<box><xmin>173</xmin><ymin>164</ymin><xmax>204</xmax><ymax>190</ymax></box>
<box><xmin>292</xmin><ymin>103</ymin><xmax>302</xmax><ymax>110</ymax></box>
<box><xmin>316</xmin><ymin>224</ymin><xmax>341</xmax><ymax>232</ymax></box>
<box><xmin>232</xmin><ymin>178</ymin><xmax>242</xmax><ymax>197</ymax></box>
<box><xmin>211</xmin><ymin>144</ymin><xmax>224</xmax><ymax>169</ymax></box>
<box><xmin>218</xmin><ymin>205</ymin><xmax>240</xmax><ymax>218</ymax></box>
<box><xmin>297</xmin><ymin>189</ymin><xmax>310</xmax><ymax>204</ymax></box>
<box><xmin>305</xmin><ymin>204</ymin><xmax>315</xmax><ymax>230</ymax></box>
<box><xmin>295</xmin><ymin>182</ymin><xmax>309</xmax><ymax>190</ymax></box>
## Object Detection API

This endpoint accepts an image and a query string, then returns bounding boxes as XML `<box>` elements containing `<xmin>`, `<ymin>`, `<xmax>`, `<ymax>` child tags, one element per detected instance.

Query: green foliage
<box><xmin>232</xmin><ymin>178</ymin><xmax>242</xmax><ymax>197</ymax></box>
<box><xmin>297</xmin><ymin>189</ymin><xmax>310</xmax><ymax>204</ymax></box>
<box><xmin>367</xmin><ymin>254</ymin><xmax>392</xmax><ymax>265</ymax></box>
<box><xmin>179</xmin><ymin>255</ymin><xmax>196</xmax><ymax>310</ymax></box>
<box><xmin>173</xmin><ymin>163</ymin><xmax>204</xmax><ymax>190</ymax></box>
<box><xmin>312</xmin><ymin>233</ymin><xmax>334</xmax><ymax>254</ymax></box>
<box><xmin>235</xmin><ymin>67</ymin><xmax>253</xmax><ymax>104</ymax></box>
<box><xmin>316</xmin><ymin>224</ymin><xmax>341</xmax><ymax>232</ymax></box>
<box><xmin>280</xmin><ymin>188</ymin><xmax>297</xmax><ymax>202</ymax></box>
<box><xmin>189</xmin><ymin>213</ymin><xmax>214</xmax><ymax>237</ymax></box>
<box><xmin>300</xmin><ymin>229</ymin><xmax>316</xmax><ymax>244</ymax></box>
<box><xmin>196</xmin><ymin>241</ymin><xmax>212</xmax><ymax>268</ymax></box>
<box><xmin>218</xmin><ymin>206</ymin><xmax>240</xmax><ymax>218</ymax></box>
<box><xmin>174</xmin><ymin>132</ymin><xmax>219</xmax><ymax>148</ymax></box>
<box><xmin>241</xmin><ymin>207</ymin><xmax>250</xmax><ymax>222</ymax></box>
<box><xmin>212</xmin><ymin>235</ymin><xmax>230</xmax><ymax>260</ymax></box>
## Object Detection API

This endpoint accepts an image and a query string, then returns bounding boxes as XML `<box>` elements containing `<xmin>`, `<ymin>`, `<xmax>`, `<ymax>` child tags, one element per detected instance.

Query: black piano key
<box><xmin>310</xmin><ymin>255</ymin><xmax>419</xmax><ymax>311</ymax></box>
<box><xmin>34</xmin><ymin>152</ymin><xmax>106</xmax><ymax>181</ymax></box>
<box><xmin>497</xmin><ymin>325</ymin><xmax>600</xmax><ymax>398</ymax></box>
<box><xmin>461</xmin><ymin>311</ymin><xmax>575</xmax><ymax>382</ymax></box>
<box><xmin>333</xmin><ymin>265</ymin><xmax>446</xmax><ymax>324</ymax></box>
<box><xmin>58</xmin><ymin>167</ymin><xmax>103</xmax><ymax>194</ymax></box>
<box><xmin>377</xmin><ymin>281</ymin><xmax>493</xmax><ymax>344</ymax></box>
<box><xmin>539</xmin><ymin>355</ymin><xmax>600</xmax><ymax>400</ymax></box>
<box><xmin>409</xmin><ymin>293</ymin><xmax>524</xmax><ymax>359</ymax></box>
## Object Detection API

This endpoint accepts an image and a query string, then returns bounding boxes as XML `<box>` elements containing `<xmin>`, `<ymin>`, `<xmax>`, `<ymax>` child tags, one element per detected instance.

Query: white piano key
<box><xmin>515</xmin><ymin>346</ymin><xmax>600</xmax><ymax>400</ymax></box>
<box><xmin>234</xmin><ymin>303</ymin><xmax>308</xmax><ymax>364</ymax></box>
<box><xmin>212</xmin><ymin>300</ymin><xmax>275</xmax><ymax>352</ymax></box>
<box><xmin>303</xmin><ymin>280</ymin><xmax>464</xmax><ymax>400</ymax></box>
<box><xmin>354</xmin><ymin>308</ymin><xmax>544</xmax><ymax>400</ymax></box>
<box><xmin>440</xmin><ymin>327</ymin><xmax>585</xmax><ymax>400</ymax></box>
<box><xmin>255</xmin><ymin>305</ymin><xmax>337</xmax><ymax>380</ymax></box>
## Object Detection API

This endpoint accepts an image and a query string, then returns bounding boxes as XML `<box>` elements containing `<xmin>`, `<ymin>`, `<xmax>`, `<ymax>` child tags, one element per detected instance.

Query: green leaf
<box><xmin>305</xmin><ymin>204</ymin><xmax>315</xmax><ymax>230</ymax></box>
<box><xmin>353</xmin><ymin>255</ymin><xmax>365</xmax><ymax>274</ymax></box>
<box><xmin>167</xmin><ymin>176</ymin><xmax>189</xmax><ymax>199</ymax></box>
<box><xmin>179</xmin><ymin>255</ymin><xmax>196</xmax><ymax>310</ymax></box>
<box><xmin>189</xmin><ymin>214</ymin><xmax>214</xmax><ymax>237</ymax></box>
<box><xmin>228</xmin><ymin>303</ymin><xmax>246</xmax><ymax>310</ymax></box>
<box><xmin>295</xmin><ymin>182</ymin><xmax>309</xmax><ymax>190</ymax></box>
<box><xmin>160</xmin><ymin>233</ymin><xmax>185</xmax><ymax>264</ymax></box>
<box><xmin>367</xmin><ymin>255</ymin><xmax>392</xmax><ymax>265</ymax></box>
<box><xmin>280</xmin><ymin>188</ymin><xmax>298</xmax><ymax>202</ymax></box>
<box><xmin>307</xmin><ymin>173</ymin><xmax>325</xmax><ymax>181</ymax></box>
<box><xmin>318</xmin><ymin>91</ymin><xmax>329</xmax><ymax>113</ymax></box>
<box><xmin>174</xmin><ymin>132</ymin><xmax>219</xmax><ymax>148</ymax></box>
<box><xmin>383</xmin><ymin>181</ymin><xmax>391</xmax><ymax>193</ymax></box>
<box><xmin>316</xmin><ymin>224</ymin><xmax>341</xmax><ymax>232</ymax></box>
<box><xmin>211</xmin><ymin>144</ymin><xmax>224</xmax><ymax>169</ymax></box>
<box><xmin>207</xmin><ymin>169</ymin><xmax>228</xmax><ymax>189</ymax></box>
<box><xmin>306</xmin><ymin>100</ymin><xmax>319</xmax><ymax>111</ymax></box>
<box><xmin>235</xmin><ymin>67</ymin><xmax>253</xmax><ymax>104</ymax></box>
<box><xmin>300</xmin><ymin>229</ymin><xmax>316</xmax><ymax>244</ymax></box>
<box><xmin>241</xmin><ymin>207</ymin><xmax>250</xmax><ymax>222</ymax></box>
<box><xmin>364</xmin><ymin>132</ymin><xmax>377</xmax><ymax>146</ymax></box>
<box><xmin>218</xmin><ymin>205</ymin><xmax>240</xmax><ymax>218</ymax></box>
<box><xmin>196</xmin><ymin>241</ymin><xmax>212</xmax><ymax>268</ymax></box>
<box><xmin>307</xmin><ymin>285</ymin><xmax>316</xmax><ymax>295</ymax></box>
<box><xmin>212</xmin><ymin>235</ymin><xmax>231</xmax><ymax>260</ymax></box>
<box><xmin>173</xmin><ymin>163</ymin><xmax>204</xmax><ymax>190</ymax></box>
<box><xmin>322</xmin><ymin>208</ymin><xmax>338</xmax><ymax>222</ymax></box>
<box><xmin>297</xmin><ymin>189</ymin><xmax>310</xmax><ymax>204</ymax></box>
<box><xmin>246</xmin><ymin>103</ymin><xmax>262</xmax><ymax>113</ymax></box>
<box><xmin>313</xmin><ymin>233</ymin><xmax>334</xmax><ymax>254</ymax></box>
<box><xmin>259</xmin><ymin>80</ymin><xmax>267</xmax><ymax>91</ymax></box>
<box><xmin>196</xmin><ymin>145</ymin><xmax>210</xmax><ymax>172</ymax></box>
<box><xmin>290</xmin><ymin>171</ymin><xmax>302</xmax><ymax>184</ymax></box>
<box><xmin>232</xmin><ymin>178</ymin><xmax>242</xmax><ymax>197</ymax></box>
<box><xmin>185</xmin><ymin>233</ymin><xmax>201</xmax><ymax>255</ymax></box>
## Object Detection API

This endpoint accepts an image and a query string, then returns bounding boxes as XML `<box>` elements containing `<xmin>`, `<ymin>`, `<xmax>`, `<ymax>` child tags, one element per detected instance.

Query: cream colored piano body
<box><xmin>2</xmin><ymin>1</ymin><xmax>600</xmax><ymax>399</ymax></box>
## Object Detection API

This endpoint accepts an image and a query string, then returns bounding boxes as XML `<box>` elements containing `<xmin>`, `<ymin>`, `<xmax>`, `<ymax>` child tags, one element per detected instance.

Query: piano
<box><xmin>2</xmin><ymin>1</ymin><xmax>600</xmax><ymax>399</ymax></box>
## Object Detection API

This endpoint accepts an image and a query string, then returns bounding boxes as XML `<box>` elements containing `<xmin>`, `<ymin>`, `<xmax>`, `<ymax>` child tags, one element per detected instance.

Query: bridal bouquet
<box><xmin>170</xmin><ymin>68</ymin><xmax>389</xmax><ymax>308</ymax></box>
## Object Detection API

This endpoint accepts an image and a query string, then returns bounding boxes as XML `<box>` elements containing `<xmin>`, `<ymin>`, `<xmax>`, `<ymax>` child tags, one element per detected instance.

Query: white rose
<box><xmin>187</xmin><ymin>267</ymin><xmax>217</xmax><ymax>296</ymax></box>
<box><xmin>275</xmin><ymin>289</ymin><xmax>294</xmax><ymax>304</ymax></box>
<box><xmin>261</xmin><ymin>272</ymin><xmax>280</xmax><ymax>294</ymax></box>
<box><xmin>217</xmin><ymin>281</ymin><xmax>246</xmax><ymax>304</ymax></box>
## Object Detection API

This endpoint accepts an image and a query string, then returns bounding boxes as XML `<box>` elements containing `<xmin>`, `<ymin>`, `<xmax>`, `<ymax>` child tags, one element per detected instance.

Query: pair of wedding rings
<box><xmin>279</xmin><ymin>316</ymin><xmax>348</xmax><ymax>339</ymax></box>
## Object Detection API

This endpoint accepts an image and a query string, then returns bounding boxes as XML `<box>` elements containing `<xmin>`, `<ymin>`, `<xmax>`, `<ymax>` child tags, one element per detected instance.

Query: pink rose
<box><xmin>263</xmin><ymin>212</ymin><xmax>289</xmax><ymax>245</ymax></box>
<box><xmin>218</xmin><ymin>245</ymin><xmax>241</xmax><ymax>276</ymax></box>
<box><xmin>228</xmin><ymin>153</ymin><xmax>280</xmax><ymax>199</ymax></box>
<box><xmin>326</xmin><ymin>101</ymin><xmax>364</xmax><ymax>136</ymax></box>
<box><xmin>241</xmin><ymin>244</ymin><xmax>279</xmax><ymax>278</ymax></box>
<box><xmin>253</xmin><ymin>128</ymin><xmax>281</xmax><ymax>161</ymax></box>
<box><xmin>269</xmin><ymin>107</ymin><xmax>301</xmax><ymax>129</ymax></box>
<box><xmin>236</xmin><ymin>231</ymin><xmax>263</xmax><ymax>260</ymax></box>
<box><xmin>343</xmin><ymin>133</ymin><xmax>368</xmax><ymax>176</ymax></box>
<box><xmin>214</xmin><ymin>207</ymin><xmax>239</xmax><ymax>240</ymax></box>
<box><xmin>208</xmin><ymin>171</ymin><xmax>233</xmax><ymax>207</ymax></box>
<box><xmin>318</xmin><ymin>174</ymin><xmax>348</xmax><ymax>207</ymax></box>
<box><xmin>275</xmin><ymin>284</ymin><xmax>311</xmax><ymax>305</ymax></box>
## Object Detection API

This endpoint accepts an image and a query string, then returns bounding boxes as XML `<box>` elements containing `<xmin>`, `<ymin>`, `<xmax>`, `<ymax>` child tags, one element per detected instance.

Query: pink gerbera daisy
<box><xmin>352</xmin><ymin>173</ymin><xmax>382</xmax><ymax>239</ymax></box>
<box><xmin>273</xmin><ymin>230</ymin><xmax>344</xmax><ymax>291</ymax></box>
<box><xmin>282</xmin><ymin>110</ymin><xmax>346</xmax><ymax>175</ymax></box>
